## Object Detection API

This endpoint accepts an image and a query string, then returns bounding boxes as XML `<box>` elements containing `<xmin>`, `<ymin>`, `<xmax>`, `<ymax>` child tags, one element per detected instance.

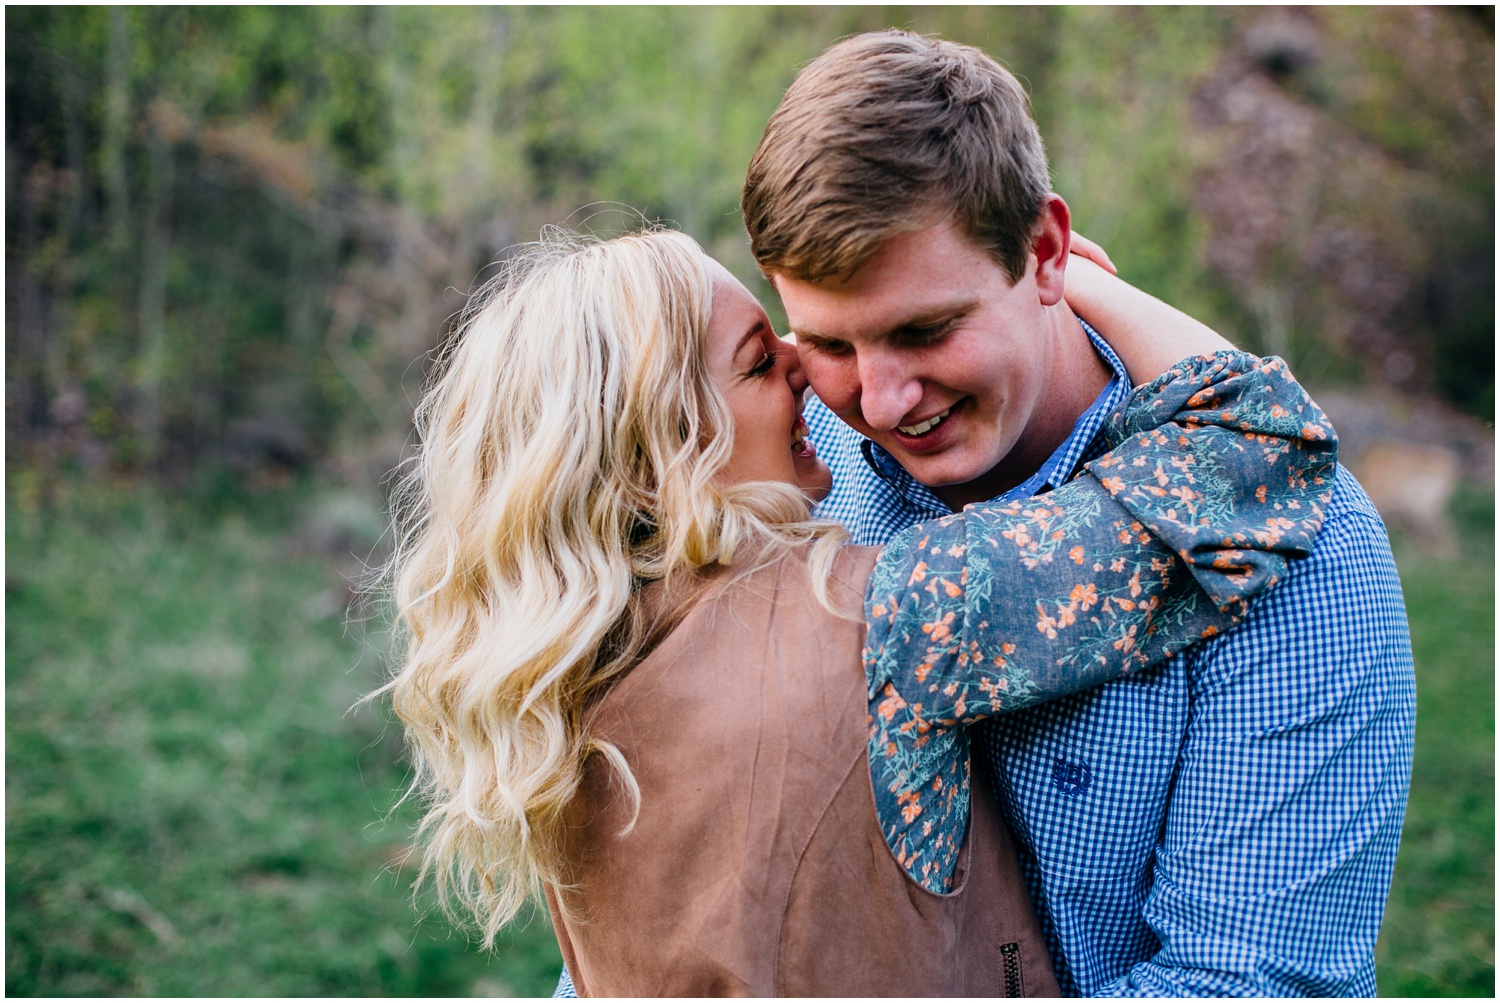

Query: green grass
<box><xmin>5</xmin><ymin>485</ymin><xmax>563</xmax><ymax>996</ymax></box>
<box><xmin>6</xmin><ymin>480</ymin><xmax>1493</xmax><ymax>996</ymax></box>
<box><xmin>1374</xmin><ymin>485</ymin><xmax>1495</xmax><ymax>997</ymax></box>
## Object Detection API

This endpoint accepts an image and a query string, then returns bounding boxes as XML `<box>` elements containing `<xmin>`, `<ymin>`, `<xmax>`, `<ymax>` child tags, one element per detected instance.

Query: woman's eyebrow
<box><xmin>732</xmin><ymin>320</ymin><xmax>769</xmax><ymax>361</ymax></box>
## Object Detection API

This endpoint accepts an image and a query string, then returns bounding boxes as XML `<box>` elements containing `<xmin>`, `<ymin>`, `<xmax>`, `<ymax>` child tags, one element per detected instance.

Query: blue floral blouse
<box><xmin>863</xmin><ymin>351</ymin><xmax>1338</xmax><ymax>892</ymax></box>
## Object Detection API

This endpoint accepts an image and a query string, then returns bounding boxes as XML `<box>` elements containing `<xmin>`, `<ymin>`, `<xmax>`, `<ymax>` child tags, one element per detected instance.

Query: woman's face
<box><xmin>703</xmin><ymin>260</ymin><xmax>832</xmax><ymax>502</ymax></box>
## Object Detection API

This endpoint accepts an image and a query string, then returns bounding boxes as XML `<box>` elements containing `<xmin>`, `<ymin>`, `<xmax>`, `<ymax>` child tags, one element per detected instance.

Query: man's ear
<box><xmin>1032</xmin><ymin>195</ymin><xmax>1071</xmax><ymax>307</ymax></box>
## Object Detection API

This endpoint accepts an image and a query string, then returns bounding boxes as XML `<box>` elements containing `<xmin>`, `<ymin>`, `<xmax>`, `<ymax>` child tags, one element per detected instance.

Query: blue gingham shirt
<box><xmin>554</xmin><ymin>323</ymin><xmax>1415</xmax><ymax>997</ymax></box>
<box><xmin>806</xmin><ymin>322</ymin><xmax>1416</xmax><ymax>996</ymax></box>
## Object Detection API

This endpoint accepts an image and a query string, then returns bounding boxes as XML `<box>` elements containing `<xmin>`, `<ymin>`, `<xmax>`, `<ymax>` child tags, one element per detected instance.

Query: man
<box><xmin>740</xmin><ymin>31</ymin><xmax>1415</xmax><ymax>997</ymax></box>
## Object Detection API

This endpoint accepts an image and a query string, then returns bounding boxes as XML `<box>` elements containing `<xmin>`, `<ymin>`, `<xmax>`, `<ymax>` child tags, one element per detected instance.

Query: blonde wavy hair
<box><xmin>381</xmin><ymin>227</ymin><xmax>845</xmax><ymax>946</ymax></box>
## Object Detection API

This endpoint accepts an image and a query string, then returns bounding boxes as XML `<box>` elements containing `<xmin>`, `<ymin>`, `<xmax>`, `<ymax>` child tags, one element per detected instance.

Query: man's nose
<box><xmin>857</xmin><ymin>351</ymin><xmax>923</xmax><ymax>431</ymax></box>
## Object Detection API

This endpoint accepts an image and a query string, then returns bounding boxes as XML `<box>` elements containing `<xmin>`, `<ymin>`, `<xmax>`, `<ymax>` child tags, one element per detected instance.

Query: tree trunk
<box><xmin>136</xmin><ymin>126</ymin><xmax>173</xmax><ymax>472</ymax></box>
<box><xmin>102</xmin><ymin>8</ymin><xmax>132</xmax><ymax>252</ymax></box>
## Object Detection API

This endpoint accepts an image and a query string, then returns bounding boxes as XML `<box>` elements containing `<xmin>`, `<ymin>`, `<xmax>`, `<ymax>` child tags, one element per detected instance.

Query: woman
<box><xmin>382</xmin><ymin>228</ymin><xmax>1334</xmax><ymax>996</ymax></box>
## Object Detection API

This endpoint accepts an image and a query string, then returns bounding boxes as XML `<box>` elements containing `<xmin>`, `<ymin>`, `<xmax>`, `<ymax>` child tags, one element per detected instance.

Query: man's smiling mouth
<box><xmin>898</xmin><ymin>406</ymin><xmax>952</xmax><ymax>437</ymax></box>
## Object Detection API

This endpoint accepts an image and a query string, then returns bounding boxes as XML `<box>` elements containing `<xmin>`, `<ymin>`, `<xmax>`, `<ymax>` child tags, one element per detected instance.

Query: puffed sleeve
<box><xmin>864</xmin><ymin>352</ymin><xmax>1337</xmax><ymax>889</ymax></box>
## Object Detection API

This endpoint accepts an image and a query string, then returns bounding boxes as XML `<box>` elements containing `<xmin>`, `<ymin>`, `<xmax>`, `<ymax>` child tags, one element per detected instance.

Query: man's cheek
<box><xmin>803</xmin><ymin>358</ymin><xmax>857</xmax><ymax>410</ymax></box>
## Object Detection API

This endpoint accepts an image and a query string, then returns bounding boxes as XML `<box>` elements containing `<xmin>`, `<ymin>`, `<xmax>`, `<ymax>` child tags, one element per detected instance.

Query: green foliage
<box><xmin>7</xmin><ymin>482</ymin><xmax>1492</xmax><ymax>996</ymax></box>
<box><xmin>4</xmin><ymin>489</ymin><xmax>562</xmax><ymax>995</ymax></box>
<box><xmin>5</xmin><ymin>7</ymin><xmax>1494</xmax><ymax>996</ymax></box>
<box><xmin>7</xmin><ymin>6</ymin><xmax>1492</xmax><ymax>490</ymax></box>
<box><xmin>1374</xmin><ymin>491</ymin><xmax>1496</xmax><ymax>997</ymax></box>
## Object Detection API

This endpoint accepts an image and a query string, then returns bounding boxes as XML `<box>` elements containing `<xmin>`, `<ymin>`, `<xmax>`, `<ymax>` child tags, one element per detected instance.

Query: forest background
<box><xmin>6</xmin><ymin>6</ymin><xmax>1493</xmax><ymax>997</ymax></box>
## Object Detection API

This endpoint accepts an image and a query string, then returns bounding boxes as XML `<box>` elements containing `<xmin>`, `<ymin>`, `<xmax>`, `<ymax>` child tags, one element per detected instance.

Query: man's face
<box><xmin>775</xmin><ymin>220</ymin><xmax>1058</xmax><ymax>505</ymax></box>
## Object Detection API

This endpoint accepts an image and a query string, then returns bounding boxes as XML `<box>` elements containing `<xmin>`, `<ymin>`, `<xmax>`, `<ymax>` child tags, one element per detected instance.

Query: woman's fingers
<box><xmin>1069</xmin><ymin>231</ymin><xmax>1117</xmax><ymax>275</ymax></box>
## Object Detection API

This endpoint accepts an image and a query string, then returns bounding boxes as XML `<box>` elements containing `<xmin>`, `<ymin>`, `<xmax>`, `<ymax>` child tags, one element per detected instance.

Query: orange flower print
<box><xmin>1069</xmin><ymin>583</ymin><xmax>1099</xmax><ymax>609</ymax></box>
<box><xmin>1070</xmin><ymin>545</ymin><xmax>1086</xmax><ymax>564</ymax></box>
<box><xmin>908</xmin><ymin>561</ymin><xmax>928</xmax><ymax>585</ymax></box>
<box><xmin>1035</xmin><ymin>608</ymin><xmax>1059</xmax><ymax>639</ymax></box>
<box><xmin>921</xmin><ymin>611</ymin><xmax>955</xmax><ymax>645</ymax></box>
<box><xmin>978</xmin><ymin>676</ymin><xmax>1008</xmax><ymax>699</ymax></box>
<box><xmin>877</xmin><ymin>686</ymin><xmax>907</xmax><ymax>721</ymax></box>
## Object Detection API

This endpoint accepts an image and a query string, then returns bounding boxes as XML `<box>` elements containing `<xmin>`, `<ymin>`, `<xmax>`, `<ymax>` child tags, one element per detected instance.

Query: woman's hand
<box><xmin>1069</xmin><ymin>231</ymin><xmax>1117</xmax><ymax>275</ymax></box>
<box><xmin>1062</xmin><ymin>236</ymin><xmax>1234</xmax><ymax>386</ymax></box>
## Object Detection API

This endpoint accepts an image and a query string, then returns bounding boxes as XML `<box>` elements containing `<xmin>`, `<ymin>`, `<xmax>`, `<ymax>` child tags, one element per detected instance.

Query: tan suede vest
<box><xmin>545</xmin><ymin>545</ymin><xmax>1059</xmax><ymax>997</ymax></box>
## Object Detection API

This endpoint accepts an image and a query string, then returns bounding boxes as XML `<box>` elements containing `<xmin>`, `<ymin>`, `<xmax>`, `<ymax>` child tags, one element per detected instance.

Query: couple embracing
<box><xmin>385</xmin><ymin>32</ymin><xmax>1414</xmax><ymax>997</ymax></box>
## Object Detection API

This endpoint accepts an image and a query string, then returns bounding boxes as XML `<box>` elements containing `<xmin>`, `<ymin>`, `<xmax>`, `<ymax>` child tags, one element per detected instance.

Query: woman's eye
<box><xmin>748</xmin><ymin>352</ymin><xmax>776</xmax><ymax>377</ymax></box>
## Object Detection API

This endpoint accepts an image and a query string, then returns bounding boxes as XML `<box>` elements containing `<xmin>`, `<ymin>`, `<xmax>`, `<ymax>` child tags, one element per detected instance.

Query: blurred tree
<box><xmin>5</xmin><ymin>6</ymin><xmax>1493</xmax><ymax>501</ymax></box>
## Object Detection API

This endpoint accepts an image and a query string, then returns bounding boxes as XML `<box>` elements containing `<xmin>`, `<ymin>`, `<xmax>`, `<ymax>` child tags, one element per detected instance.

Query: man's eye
<box><xmin>808</xmin><ymin>339</ymin><xmax>852</xmax><ymax>357</ymax></box>
<box><xmin>901</xmin><ymin>321</ymin><xmax>953</xmax><ymax>345</ymax></box>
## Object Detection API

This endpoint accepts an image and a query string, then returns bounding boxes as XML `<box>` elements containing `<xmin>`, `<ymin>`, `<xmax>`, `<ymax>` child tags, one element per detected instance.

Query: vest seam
<box><xmin>773</xmin><ymin>747</ymin><xmax>866</xmax><ymax>996</ymax></box>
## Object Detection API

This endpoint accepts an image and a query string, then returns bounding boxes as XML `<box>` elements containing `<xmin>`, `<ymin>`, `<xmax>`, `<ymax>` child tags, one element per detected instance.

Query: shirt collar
<box><xmin>861</xmin><ymin>316</ymin><xmax>1131</xmax><ymax>511</ymax></box>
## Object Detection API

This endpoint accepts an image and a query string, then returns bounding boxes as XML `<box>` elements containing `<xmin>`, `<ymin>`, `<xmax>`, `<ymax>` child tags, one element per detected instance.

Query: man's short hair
<box><xmin>742</xmin><ymin>30</ymin><xmax>1051</xmax><ymax>284</ymax></box>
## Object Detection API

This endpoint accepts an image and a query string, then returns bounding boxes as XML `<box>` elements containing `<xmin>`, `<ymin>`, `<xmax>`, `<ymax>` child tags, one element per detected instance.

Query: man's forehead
<box><xmin>774</xmin><ymin>275</ymin><xmax>983</xmax><ymax>343</ymax></box>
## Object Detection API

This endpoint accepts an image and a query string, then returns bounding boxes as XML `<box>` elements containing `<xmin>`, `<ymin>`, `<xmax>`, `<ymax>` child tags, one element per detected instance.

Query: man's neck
<box><xmin>932</xmin><ymin>310</ymin><xmax>1113</xmax><ymax>510</ymax></box>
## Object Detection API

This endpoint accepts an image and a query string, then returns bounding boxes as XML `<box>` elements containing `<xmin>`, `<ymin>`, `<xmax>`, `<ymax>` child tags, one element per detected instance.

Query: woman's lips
<box><xmin>792</xmin><ymin>415</ymin><xmax>816</xmax><ymax>459</ymax></box>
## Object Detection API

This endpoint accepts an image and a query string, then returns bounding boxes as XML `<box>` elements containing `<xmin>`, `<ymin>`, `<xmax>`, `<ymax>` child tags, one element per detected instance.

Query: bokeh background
<box><xmin>6</xmin><ymin>6</ymin><xmax>1493</xmax><ymax>997</ymax></box>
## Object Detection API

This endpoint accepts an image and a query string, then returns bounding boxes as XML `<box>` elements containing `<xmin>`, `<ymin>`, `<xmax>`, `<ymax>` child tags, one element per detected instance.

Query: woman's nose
<box><xmin>787</xmin><ymin>352</ymin><xmax>810</xmax><ymax>398</ymax></box>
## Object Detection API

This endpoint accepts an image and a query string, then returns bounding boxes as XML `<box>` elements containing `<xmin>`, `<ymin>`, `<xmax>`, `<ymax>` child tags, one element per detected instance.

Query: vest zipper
<box><xmin>1000</xmin><ymin>941</ymin><xmax>1023</xmax><ymax>997</ymax></box>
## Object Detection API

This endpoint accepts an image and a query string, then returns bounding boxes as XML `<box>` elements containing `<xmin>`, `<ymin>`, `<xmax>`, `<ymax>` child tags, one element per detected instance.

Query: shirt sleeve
<box><xmin>552</xmin><ymin>965</ymin><xmax>577</xmax><ymax>998</ymax></box>
<box><xmin>863</xmin><ymin>352</ymin><xmax>1339</xmax><ymax>890</ymax></box>
<box><xmin>1093</xmin><ymin>485</ymin><xmax>1415</xmax><ymax>996</ymax></box>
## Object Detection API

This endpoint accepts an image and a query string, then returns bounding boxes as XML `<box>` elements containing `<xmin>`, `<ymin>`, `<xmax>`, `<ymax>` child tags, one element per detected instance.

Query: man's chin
<box><xmin>886</xmin><ymin>450</ymin><xmax>1003</xmax><ymax>509</ymax></box>
<box><xmin>883</xmin><ymin>449</ymin><xmax>982</xmax><ymax>491</ymax></box>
